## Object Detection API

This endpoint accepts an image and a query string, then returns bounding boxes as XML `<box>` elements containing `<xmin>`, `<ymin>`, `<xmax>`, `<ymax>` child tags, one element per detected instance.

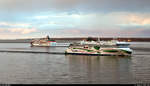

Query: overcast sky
<box><xmin>0</xmin><ymin>0</ymin><xmax>150</xmax><ymax>39</ymax></box>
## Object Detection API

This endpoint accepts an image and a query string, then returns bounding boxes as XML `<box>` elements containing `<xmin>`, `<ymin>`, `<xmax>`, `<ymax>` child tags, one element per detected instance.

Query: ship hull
<box><xmin>31</xmin><ymin>43</ymin><xmax>70</xmax><ymax>47</ymax></box>
<box><xmin>65</xmin><ymin>53</ymin><xmax>131</xmax><ymax>56</ymax></box>
<box><xmin>65</xmin><ymin>48</ymin><xmax>132</xmax><ymax>56</ymax></box>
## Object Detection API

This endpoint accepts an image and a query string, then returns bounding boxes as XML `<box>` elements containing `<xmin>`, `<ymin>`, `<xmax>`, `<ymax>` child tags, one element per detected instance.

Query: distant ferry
<box><xmin>65</xmin><ymin>37</ymin><xmax>133</xmax><ymax>56</ymax></box>
<box><xmin>30</xmin><ymin>36</ymin><xmax>70</xmax><ymax>47</ymax></box>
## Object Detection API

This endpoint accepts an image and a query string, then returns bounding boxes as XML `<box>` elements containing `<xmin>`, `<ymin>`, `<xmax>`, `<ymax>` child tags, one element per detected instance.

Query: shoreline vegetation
<box><xmin>0</xmin><ymin>37</ymin><xmax>150</xmax><ymax>43</ymax></box>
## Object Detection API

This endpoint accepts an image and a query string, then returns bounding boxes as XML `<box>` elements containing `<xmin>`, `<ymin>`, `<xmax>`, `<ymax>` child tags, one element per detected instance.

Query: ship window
<box><xmin>84</xmin><ymin>46</ymin><xmax>88</xmax><ymax>48</ymax></box>
<box><xmin>103</xmin><ymin>50</ymin><xmax>118</xmax><ymax>53</ymax></box>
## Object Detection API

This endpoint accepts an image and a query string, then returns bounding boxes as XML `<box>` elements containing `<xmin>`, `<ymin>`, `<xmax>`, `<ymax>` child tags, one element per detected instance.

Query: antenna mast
<box><xmin>98</xmin><ymin>36</ymin><xmax>100</xmax><ymax>43</ymax></box>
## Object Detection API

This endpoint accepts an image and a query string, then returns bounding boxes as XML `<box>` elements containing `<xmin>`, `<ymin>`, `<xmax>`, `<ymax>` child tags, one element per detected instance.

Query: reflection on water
<box><xmin>0</xmin><ymin>52</ymin><xmax>134</xmax><ymax>84</ymax></box>
<box><xmin>65</xmin><ymin>55</ymin><xmax>133</xmax><ymax>84</ymax></box>
<box><xmin>132</xmin><ymin>55</ymin><xmax>150</xmax><ymax>84</ymax></box>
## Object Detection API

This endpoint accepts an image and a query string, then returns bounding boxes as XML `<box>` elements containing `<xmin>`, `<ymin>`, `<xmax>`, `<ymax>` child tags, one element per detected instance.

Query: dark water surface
<box><xmin>0</xmin><ymin>42</ymin><xmax>149</xmax><ymax>84</ymax></box>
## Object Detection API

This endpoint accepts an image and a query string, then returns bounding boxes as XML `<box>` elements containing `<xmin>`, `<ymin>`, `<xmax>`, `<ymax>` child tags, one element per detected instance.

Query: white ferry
<box><xmin>30</xmin><ymin>36</ymin><xmax>70</xmax><ymax>47</ymax></box>
<box><xmin>65</xmin><ymin>38</ymin><xmax>133</xmax><ymax>56</ymax></box>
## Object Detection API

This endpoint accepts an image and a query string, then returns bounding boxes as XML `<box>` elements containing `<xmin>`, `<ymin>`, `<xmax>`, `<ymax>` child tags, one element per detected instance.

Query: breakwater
<box><xmin>0</xmin><ymin>49</ymin><xmax>65</xmax><ymax>54</ymax></box>
<box><xmin>0</xmin><ymin>49</ymin><xmax>144</xmax><ymax>56</ymax></box>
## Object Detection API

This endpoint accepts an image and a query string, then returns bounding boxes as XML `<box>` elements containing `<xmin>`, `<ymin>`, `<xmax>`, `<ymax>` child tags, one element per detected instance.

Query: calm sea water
<box><xmin>0</xmin><ymin>42</ymin><xmax>149</xmax><ymax>84</ymax></box>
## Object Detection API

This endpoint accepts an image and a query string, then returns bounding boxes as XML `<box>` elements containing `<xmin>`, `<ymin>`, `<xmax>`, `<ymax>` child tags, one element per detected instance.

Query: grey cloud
<box><xmin>0</xmin><ymin>0</ymin><xmax>150</xmax><ymax>14</ymax></box>
<box><xmin>0</xmin><ymin>0</ymin><xmax>149</xmax><ymax>22</ymax></box>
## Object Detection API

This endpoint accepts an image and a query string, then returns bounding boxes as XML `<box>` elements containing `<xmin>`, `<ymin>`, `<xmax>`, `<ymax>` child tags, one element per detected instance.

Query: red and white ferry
<box><xmin>30</xmin><ymin>36</ymin><xmax>70</xmax><ymax>47</ymax></box>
